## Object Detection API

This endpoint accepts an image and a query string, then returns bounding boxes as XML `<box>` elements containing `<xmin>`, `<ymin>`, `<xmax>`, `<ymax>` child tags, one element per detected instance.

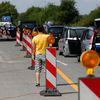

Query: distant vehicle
<box><xmin>18</xmin><ymin>21</ymin><xmax>36</xmax><ymax>41</ymax></box>
<box><xmin>94</xmin><ymin>18</ymin><xmax>100</xmax><ymax>27</ymax></box>
<box><xmin>8</xmin><ymin>25</ymin><xmax>16</xmax><ymax>37</ymax></box>
<box><xmin>58</xmin><ymin>27</ymin><xmax>89</xmax><ymax>56</ymax></box>
<box><xmin>46</xmin><ymin>25</ymin><xmax>64</xmax><ymax>47</ymax></box>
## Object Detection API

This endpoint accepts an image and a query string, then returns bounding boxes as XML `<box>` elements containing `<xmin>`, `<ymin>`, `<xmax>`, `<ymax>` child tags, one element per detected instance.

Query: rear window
<box><xmin>48</xmin><ymin>27</ymin><xmax>63</xmax><ymax>34</ymax></box>
<box><xmin>70</xmin><ymin>29</ymin><xmax>86</xmax><ymax>38</ymax></box>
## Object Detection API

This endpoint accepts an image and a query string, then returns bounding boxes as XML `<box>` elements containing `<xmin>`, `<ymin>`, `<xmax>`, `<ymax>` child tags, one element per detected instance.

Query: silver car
<box><xmin>58</xmin><ymin>27</ymin><xmax>89</xmax><ymax>56</ymax></box>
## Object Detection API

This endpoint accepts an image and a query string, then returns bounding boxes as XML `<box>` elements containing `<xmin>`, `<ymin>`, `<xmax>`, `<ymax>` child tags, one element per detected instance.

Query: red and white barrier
<box><xmin>24</xmin><ymin>35</ymin><xmax>32</xmax><ymax>58</ymax></box>
<box><xmin>15</xmin><ymin>31</ymin><xmax>21</xmax><ymax>46</ymax></box>
<box><xmin>21</xmin><ymin>32</ymin><xmax>27</xmax><ymax>51</ymax></box>
<box><xmin>40</xmin><ymin>47</ymin><xmax>61</xmax><ymax>96</ymax></box>
<box><xmin>46</xmin><ymin>47</ymin><xmax>56</xmax><ymax>89</ymax></box>
<box><xmin>79</xmin><ymin>78</ymin><xmax>100</xmax><ymax>100</ymax></box>
<box><xmin>28</xmin><ymin>53</ymin><xmax>35</xmax><ymax>70</ymax></box>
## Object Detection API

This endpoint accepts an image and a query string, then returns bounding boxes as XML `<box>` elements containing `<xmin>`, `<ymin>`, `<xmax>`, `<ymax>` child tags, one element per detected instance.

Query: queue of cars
<box><xmin>57</xmin><ymin>26</ymin><xmax>95</xmax><ymax>58</ymax></box>
<box><xmin>43</xmin><ymin>23</ymin><xmax>96</xmax><ymax>61</ymax></box>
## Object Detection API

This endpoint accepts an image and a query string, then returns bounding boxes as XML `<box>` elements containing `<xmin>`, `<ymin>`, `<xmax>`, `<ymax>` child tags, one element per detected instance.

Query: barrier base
<box><xmin>28</xmin><ymin>66</ymin><xmax>35</xmax><ymax>70</ymax></box>
<box><xmin>24</xmin><ymin>54</ymin><xmax>31</xmax><ymax>58</ymax></box>
<box><xmin>40</xmin><ymin>88</ymin><xmax>62</xmax><ymax>96</ymax></box>
<box><xmin>15</xmin><ymin>44</ymin><xmax>21</xmax><ymax>46</ymax></box>
<box><xmin>20</xmin><ymin>49</ymin><xmax>26</xmax><ymax>51</ymax></box>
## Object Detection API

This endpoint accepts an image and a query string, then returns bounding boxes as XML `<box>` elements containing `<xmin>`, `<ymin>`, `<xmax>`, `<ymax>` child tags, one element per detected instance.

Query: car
<box><xmin>77</xmin><ymin>27</ymin><xmax>95</xmax><ymax>62</ymax></box>
<box><xmin>58</xmin><ymin>26</ymin><xmax>89</xmax><ymax>56</ymax></box>
<box><xmin>46</xmin><ymin>25</ymin><xmax>64</xmax><ymax>48</ymax></box>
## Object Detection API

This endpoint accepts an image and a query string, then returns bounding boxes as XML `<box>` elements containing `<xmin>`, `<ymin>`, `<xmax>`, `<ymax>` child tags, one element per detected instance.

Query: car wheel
<box><xmin>59</xmin><ymin>51</ymin><xmax>63</xmax><ymax>55</ymax></box>
<box><xmin>63</xmin><ymin>47</ymin><xmax>68</xmax><ymax>57</ymax></box>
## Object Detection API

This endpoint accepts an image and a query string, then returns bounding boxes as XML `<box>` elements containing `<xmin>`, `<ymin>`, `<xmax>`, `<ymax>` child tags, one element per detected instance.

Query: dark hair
<box><xmin>37</xmin><ymin>26</ymin><xmax>45</xmax><ymax>32</ymax></box>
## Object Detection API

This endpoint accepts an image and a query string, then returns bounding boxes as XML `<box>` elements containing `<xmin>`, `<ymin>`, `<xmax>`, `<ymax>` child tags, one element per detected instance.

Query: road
<box><xmin>0</xmin><ymin>41</ymin><xmax>100</xmax><ymax>100</ymax></box>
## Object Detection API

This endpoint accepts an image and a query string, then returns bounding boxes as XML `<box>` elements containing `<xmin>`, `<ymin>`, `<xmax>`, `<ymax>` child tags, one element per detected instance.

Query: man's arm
<box><xmin>32</xmin><ymin>40</ymin><xmax>36</xmax><ymax>58</ymax></box>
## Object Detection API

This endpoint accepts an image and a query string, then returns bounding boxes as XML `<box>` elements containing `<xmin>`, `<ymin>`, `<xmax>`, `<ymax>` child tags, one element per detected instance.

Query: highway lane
<box><xmin>0</xmin><ymin>41</ymin><xmax>100</xmax><ymax>100</ymax></box>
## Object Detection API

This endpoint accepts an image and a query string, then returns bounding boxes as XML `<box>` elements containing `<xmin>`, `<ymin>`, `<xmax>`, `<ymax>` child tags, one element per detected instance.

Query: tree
<box><xmin>58</xmin><ymin>0</ymin><xmax>79</xmax><ymax>24</ymax></box>
<box><xmin>73</xmin><ymin>7</ymin><xmax>100</xmax><ymax>26</ymax></box>
<box><xmin>0</xmin><ymin>1</ymin><xmax>18</xmax><ymax>24</ymax></box>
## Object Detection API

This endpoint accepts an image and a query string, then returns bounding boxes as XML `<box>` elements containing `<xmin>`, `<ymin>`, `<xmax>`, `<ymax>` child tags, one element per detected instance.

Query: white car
<box><xmin>58</xmin><ymin>27</ymin><xmax>89</xmax><ymax>56</ymax></box>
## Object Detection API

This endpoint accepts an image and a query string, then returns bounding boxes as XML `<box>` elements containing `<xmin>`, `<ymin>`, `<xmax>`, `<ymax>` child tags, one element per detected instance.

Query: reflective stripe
<box><xmin>27</xmin><ymin>46</ymin><xmax>32</xmax><ymax>54</ymax></box>
<box><xmin>27</xmin><ymin>36</ymin><xmax>32</xmax><ymax>43</ymax></box>
<box><xmin>46</xmin><ymin>69</ymin><xmax>56</xmax><ymax>87</ymax></box>
<box><xmin>46</xmin><ymin>49</ymin><xmax>56</xmax><ymax>68</ymax></box>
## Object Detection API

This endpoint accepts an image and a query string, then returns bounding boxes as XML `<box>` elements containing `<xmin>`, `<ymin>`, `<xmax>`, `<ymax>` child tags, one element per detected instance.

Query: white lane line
<box><xmin>57</xmin><ymin>60</ymin><xmax>68</xmax><ymax>66</ymax></box>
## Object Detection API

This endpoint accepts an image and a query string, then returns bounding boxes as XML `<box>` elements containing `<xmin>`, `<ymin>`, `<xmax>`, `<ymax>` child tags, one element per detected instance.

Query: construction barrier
<box><xmin>20</xmin><ymin>32</ymin><xmax>27</xmax><ymax>51</ymax></box>
<box><xmin>15</xmin><ymin>31</ymin><xmax>21</xmax><ymax>46</ymax></box>
<box><xmin>40</xmin><ymin>47</ymin><xmax>61</xmax><ymax>96</ymax></box>
<box><xmin>24</xmin><ymin>34</ymin><xmax>32</xmax><ymax>58</ymax></box>
<box><xmin>28</xmin><ymin>48</ymin><xmax>35</xmax><ymax>70</ymax></box>
<box><xmin>79</xmin><ymin>77</ymin><xmax>100</xmax><ymax>100</ymax></box>
<box><xmin>28</xmin><ymin>54</ymin><xmax>35</xmax><ymax>70</ymax></box>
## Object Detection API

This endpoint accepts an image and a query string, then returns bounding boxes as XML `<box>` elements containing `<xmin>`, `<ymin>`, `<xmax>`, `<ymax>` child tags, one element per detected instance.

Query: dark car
<box><xmin>46</xmin><ymin>25</ymin><xmax>64</xmax><ymax>47</ymax></box>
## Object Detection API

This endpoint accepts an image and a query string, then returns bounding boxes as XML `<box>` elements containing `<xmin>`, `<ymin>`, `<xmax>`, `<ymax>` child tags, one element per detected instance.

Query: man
<box><xmin>32</xmin><ymin>26</ymin><xmax>50</xmax><ymax>87</ymax></box>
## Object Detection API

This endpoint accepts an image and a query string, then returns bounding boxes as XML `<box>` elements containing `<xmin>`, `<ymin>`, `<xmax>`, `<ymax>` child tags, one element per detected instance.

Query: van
<box><xmin>58</xmin><ymin>27</ymin><xmax>89</xmax><ymax>56</ymax></box>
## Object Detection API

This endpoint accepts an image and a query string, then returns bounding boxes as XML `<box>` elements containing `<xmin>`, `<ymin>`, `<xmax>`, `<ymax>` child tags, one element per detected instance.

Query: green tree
<box><xmin>73</xmin><ymin>7</ymin><xmax>100</xmax><ymax>26</ymax></box>
<box><xmin>58</xmin><ymin>0</ymin><xmax>79</xmax><ymax>24</ymax></box>
<box><xmin>0</xmin><ymin>1</ymin><xmax>18</xmax><ymax>24</ymax></box>
<box><xmin>18</xmin><ymin>6</ymin><xmax>43</xmax><ymax>25</ymax></box>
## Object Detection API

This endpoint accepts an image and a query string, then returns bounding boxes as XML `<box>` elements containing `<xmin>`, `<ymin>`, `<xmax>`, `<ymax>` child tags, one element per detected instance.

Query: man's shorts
<box><xmin>35</xmin><ymin>54</ymin><xmax>45</xmax><ymax>73</ymax></box>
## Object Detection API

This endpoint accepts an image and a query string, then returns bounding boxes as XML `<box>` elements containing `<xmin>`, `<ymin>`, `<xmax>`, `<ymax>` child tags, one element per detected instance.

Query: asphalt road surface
<box><xmin>0</xmin><ymin>41</ymin><xmax>100</xmax><ymax>100</ymax></box>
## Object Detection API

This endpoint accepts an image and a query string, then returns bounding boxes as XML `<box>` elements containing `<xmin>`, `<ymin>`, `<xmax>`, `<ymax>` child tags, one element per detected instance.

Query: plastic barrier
<box><xmin>24</xmin><ymin>34</ymin><xmax>32</xmax><ymax>58</ymax></box>
<box><xmin>28</xmin><ymin>53</ymin><xmax>35</xmax><ymax>70</ymax></box>
<box><xmin>79</xmin><ymin>78</ymin><xmax>100</xmax><ymax>100</ymax></box>
<box><xmin>15</xmin><ymin>31</ymin><xmax>21</xmax><ymax>46</ymax></box>
<box><xmin>40</xmin><ymin>47</ymin><xmax>61</xmax><ymax>96</ymax></box>
<box><xmin>20</xmin><ymin>32</ymin><xmax>27</xmax><ymax>51</ymax></box>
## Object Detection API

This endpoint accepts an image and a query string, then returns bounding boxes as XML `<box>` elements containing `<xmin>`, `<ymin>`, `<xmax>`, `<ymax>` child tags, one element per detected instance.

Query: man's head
<box><xmin>38</xmin><ymin>26</ymin><xmax>44</xmax><ymax>32</ymax></box>
<box><xmin>37</xmin><ymin>26</ymin><xmax>47</xmax><ymax>34</ymax></box>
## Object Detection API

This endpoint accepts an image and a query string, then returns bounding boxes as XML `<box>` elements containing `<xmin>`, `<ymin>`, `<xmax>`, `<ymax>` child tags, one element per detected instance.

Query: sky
<box><xmin>0</xmin><ymin>0</ymin><xmax>100</xmax><ymax>15</ymax></box>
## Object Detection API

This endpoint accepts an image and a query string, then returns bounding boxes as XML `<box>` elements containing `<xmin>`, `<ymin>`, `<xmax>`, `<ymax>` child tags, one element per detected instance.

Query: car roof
<box><xmin>64</xmin><ymin>26</ymin><xmax>95</xmax><ymax>31</ymax></box>
<box><xmin>48</xmin><ymin>25</ymin><xmax>64</xmax><ymax>28</ymax></box>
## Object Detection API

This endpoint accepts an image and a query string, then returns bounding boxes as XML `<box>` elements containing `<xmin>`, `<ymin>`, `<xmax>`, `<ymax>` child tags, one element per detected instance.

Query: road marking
<box><xmin>57</xmin><ymin>60</ymin><xmax>68</xmax><ymax>66</ymax></box>
<box><xmin>57</xmin><ymin>67</ymin><xmax>78</xmax><ymax>92</ymax></box>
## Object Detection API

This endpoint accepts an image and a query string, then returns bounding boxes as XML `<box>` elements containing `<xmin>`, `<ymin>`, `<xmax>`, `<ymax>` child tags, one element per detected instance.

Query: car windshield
<box><xmin>48</xmin><ymin>27</ymin><xmax>63</xmax><ymax>34</ymax></box>
<box><xmin>22</xmin><ymin>23</ymin><xmax>35</xmax><ymax>29</ymax></box>
<box><xmin>70</xmin><ymin>29</ymin><xmax>86</xmax><ymax>38</ymax></box>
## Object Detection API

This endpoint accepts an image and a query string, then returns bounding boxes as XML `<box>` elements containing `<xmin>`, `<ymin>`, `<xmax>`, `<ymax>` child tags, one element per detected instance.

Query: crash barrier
<box><xmin>20</xmin><ymin>32</ymin><xmax>27</xmax><ymax>51</ymax></box>
<box><xmin>15</xmin><ymin>31</ymin><xmax>21</xmax><ymax>46</ymax></box>
<box><xmin>24</xmin><ymin>34</ymin><xmax>32</xmax><ymax>58</ymax></box>
<box><xmin>79</xmin><ymin>78</ymin><xmax>100</xmax><ymax>100</ymax></box>
<box><xmin>40</xmin><ymin>47</ymin><xmax>61</xmax><ymax>96</ymax></box>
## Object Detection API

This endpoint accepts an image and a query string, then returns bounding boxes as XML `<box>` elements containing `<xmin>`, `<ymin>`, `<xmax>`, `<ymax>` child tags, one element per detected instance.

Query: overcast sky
<box><xmin>0</xmin><ymin>0</ymin><xmax>100</xmax><ymax>14</ymax></box>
